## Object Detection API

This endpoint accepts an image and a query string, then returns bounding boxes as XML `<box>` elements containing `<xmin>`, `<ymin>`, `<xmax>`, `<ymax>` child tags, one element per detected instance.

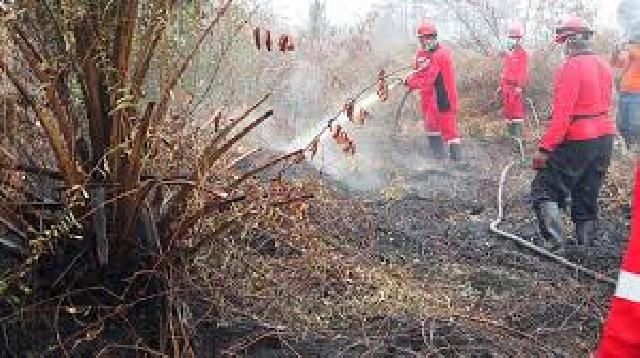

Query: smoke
<box><xmin>276</xmin><ymin>79</ymin><xmax>451</xmax><ymax>192</ymax></box>
<box><xmin>618</xmin><ymin>0</ymin><xmax>640</xmax><ymax>38</ymax></box>
<box><xmin>251</xmin><ymin>1</ymin><xmax>448</xmax><ymax>192</ymax></box>
<box><xmin>289</xmin><ymin>91</ymin><xmax>393</xmax><ymax>191</ymax></box>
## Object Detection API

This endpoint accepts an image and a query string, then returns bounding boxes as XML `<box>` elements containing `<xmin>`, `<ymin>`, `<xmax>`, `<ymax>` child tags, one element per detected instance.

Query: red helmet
<box><xmin>507</xmin><ymin>21</ymin><xmax>524</xmax><ymax>38</ymax></box>
<box><xmin>417</xmin><ymin>22</ymin><xmax>437</xmax><ymax>37</ymax></box>
<box><xmin>556</xmin><ymin>15</ymin><xmax>593</xmax><ymax>36</ymax></box>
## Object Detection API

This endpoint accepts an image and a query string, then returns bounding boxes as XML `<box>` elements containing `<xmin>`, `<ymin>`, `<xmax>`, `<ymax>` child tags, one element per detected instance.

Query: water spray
<box><xmin>240</xmin><ymin>65</ymin><xmax>415</xmax><ymax>187</ymax></box>
<box><xmin>274</xmin><ymin>58</ymin><xmax>616</xmax><ymax>285</ymax></box>
<box><xmin>285</xmin><ymin>65</ymin><xmax>413</xmax><ymax>157</ymax></box>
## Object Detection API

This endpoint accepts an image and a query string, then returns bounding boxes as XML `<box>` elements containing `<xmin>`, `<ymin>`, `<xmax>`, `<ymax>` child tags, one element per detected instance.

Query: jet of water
<box><xmin>286</xmin><ymin>80</ymin><xmax>403</xmax><ymax>154</ymax></box>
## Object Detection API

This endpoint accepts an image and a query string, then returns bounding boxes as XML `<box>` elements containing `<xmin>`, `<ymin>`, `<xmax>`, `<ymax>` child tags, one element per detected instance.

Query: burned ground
<box><xmin>0</xmin><ymin>126</ymin><xmax>629</xmax><ymax>357</ymax></box>
<box><xmin>209</xmin><ymin>133</ymin><xmax>632</xmax><ymax>357</ymax></box>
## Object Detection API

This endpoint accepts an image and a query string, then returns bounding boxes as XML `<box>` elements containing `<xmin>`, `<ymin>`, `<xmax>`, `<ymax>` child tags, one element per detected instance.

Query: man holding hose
<box><xmin>405</xmin><ymin>21</ymin><xmax>461</xmax><ymax>162</ymax></box>
<box><xmin>531</xmin><ymin>15</ymin><xmax>616</xmax><ymax>252</ymax></box>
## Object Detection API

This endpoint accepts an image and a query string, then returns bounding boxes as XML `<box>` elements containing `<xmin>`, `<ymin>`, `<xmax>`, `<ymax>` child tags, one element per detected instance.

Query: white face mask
<box><xmin>419</xmin><ymin>37</ymin><xmax>438</xmax><ymax>51</ymax></box>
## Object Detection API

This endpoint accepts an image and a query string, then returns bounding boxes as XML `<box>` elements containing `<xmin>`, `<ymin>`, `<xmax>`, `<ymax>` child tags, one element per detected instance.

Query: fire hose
<box><xmin>489</xmin><ymin>99</ymin><xmax>616</xmax><ymax>286</ymax></box>
<box><xmin>489</xmin><ymin>161</ymin><xmax>616</xmax><ymax>286</ymax></box>
<box><xmin>319</xmin><ymin>70</ymin><xmax>616</xmax><ymax>286</ymax></box>
<box><xmin>394</xmin><ymin>89</ymin><xmax>412</xmax><ymax>135</ymax></box>
<box><xmin>392</xmin><ymin>90</ymin><xmax>615</xmax><ymax>285</ymax></box>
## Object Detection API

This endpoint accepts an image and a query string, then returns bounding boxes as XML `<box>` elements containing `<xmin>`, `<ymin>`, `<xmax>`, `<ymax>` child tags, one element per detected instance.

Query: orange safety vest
<box><xmin>617</xmin><ymin>43</ymin><xmax>640</xmax><ymax>93</ymax></box>
<box><xmin>597</xmin><ymin>164</ymin><xmax>640</xmax><ymax>357</ymax></box>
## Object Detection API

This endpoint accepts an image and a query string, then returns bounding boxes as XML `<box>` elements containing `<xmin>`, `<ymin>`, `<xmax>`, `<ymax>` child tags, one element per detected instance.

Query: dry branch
<box><xmin>230</xmin><ymin>149</ymin><xmax>304</xmax><ymax>189</ymax></box>
<box><xmin>0</xmin><ymin>58</ymin><xmax>81</xmax><ymax>186</ymax></box>
<box><xmin>196</xmin><ymin>93</ymin><xmax>270</xmax><ymax>179</ymax></box>
<box><xmin>150</xmin><ymin>0</ymin><xmax>233</xmax><ymax>126</ymax></box>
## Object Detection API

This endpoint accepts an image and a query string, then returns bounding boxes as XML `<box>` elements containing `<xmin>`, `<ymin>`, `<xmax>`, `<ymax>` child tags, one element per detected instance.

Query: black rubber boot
<box><xmin>534</xmin><ymin>201</ymin><xmax>566</xmax><ymax>252</ymax></box>
<box><xmin>449</xmin><ymin>143</ymin><xmax>461</xmax><ymax>162</ymax></box>
<box><xmin>428</xmin><ymin>135</ymin><xmax>445</xmax><ymax>159</ymax></box>
<box><xmin>575</xmin><ymin>220</ymin><xmax>597</xmax><ymax>246</ymax></box>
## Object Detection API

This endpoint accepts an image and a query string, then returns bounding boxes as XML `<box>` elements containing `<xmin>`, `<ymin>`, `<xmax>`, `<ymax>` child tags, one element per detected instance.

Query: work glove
<box><xmin>404</xmin><ymin>73</ymin><xmax>419</xmax><ymax>89</ymax></box>
<box><xmin>532</xmin><ymin>151</ymin><xmax>549</xmax><ymax>170</ymax></box>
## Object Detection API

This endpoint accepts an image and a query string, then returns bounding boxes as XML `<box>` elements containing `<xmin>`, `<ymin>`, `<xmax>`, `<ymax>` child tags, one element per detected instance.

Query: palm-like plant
<box><xmin>0</xmin><ymin>0</ymin><xmax>301</xmax><ymax>354</ymax></box>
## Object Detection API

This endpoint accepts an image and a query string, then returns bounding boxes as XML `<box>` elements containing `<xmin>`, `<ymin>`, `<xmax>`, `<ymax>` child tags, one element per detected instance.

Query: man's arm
<box><xmin>406</xmin><ymin>56</ymin><xmax>442</xmax><ymax>90</ymax></box>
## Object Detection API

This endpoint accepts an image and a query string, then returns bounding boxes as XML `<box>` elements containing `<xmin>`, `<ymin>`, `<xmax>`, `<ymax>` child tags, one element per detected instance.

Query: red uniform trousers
<box><xmin>501</xmin><ymin>85</ymin><xmax>525</xmax><ymax>122</ymax></box>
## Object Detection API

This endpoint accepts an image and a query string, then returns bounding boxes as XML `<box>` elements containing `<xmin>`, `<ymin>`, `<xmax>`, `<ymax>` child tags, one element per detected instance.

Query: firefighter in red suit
<box><xmin>500</xmin><ymin>21</ymin><xmax>529</xmax><ymax>145</ymax></box>
<box><xmin>596</xmin><ymin>163</ymin><xmax>640</xmax><ymax>357</ymax></box>
<box><xmin>531</xmin><ymin>15</ymin><xmax>616</xmax><ymax>252</ymax></box>
<box><xmin>405</xmin><ymin>22</ymin><xmax>462</xmax><ymax>161</ymax></box>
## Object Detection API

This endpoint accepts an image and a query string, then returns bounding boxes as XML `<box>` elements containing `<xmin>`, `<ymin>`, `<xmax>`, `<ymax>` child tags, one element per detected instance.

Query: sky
<box><xmin>270</xmin><ymin>0</ymin><xmax>386</xmax><ymax>28</ymax></box>
<box><xmin>270</xmin><ymin>0</ymin><xmax>622</xmax><ymax>30</ymax></box>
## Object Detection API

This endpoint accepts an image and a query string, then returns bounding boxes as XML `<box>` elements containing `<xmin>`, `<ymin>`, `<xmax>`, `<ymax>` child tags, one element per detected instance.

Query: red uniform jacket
<box><xmin>597</xmin><ymin>164</ymin><xmax>640</xmax><ymax>357</ymax></box>
<box><xmin>406</xmin><ymin>44</ymin><xmax>459</xmax><ymax>114</ymax></box>
<box><xmin>500</xmin><ymin>46</ymin><xmax>529</xmax><ymax>120</ymax></box>
<box><xmin>500</xmin><ymin>46</ymin><xmax>529</xmax><ymax>90</ymax></box>
<box><xmin>539</xmin><ymin>53</ymin><xmax>616</xmax><ymax>152</ymax></box>
<box><xmin>406</xmin><ymin>49</ymin><xmax>438</xmax><ymax>125</ymax></box>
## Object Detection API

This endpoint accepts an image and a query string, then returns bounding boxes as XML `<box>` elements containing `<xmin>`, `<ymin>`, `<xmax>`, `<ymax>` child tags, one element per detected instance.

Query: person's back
<box><xmin>570</xmin><ymin>55</ymin><xmax>612</xmax><ymax>116</ymax></box>
<box><xmin>540</xmin><ymin>53</ymin><xmax>615</xmax><ymax>151</ymax></box>
<box><xmin>531</xmin><ymin>15</ymin><xmax>615</xmax><ymax>252</ymax></box>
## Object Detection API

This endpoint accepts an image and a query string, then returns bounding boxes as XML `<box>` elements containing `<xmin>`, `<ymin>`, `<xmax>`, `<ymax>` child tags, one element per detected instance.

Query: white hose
<box><xmin>489</xmin><ymin>161</ymin><xmax>616</xmax><ymax>286</ymax></box>
<box><xmin>525</xmin><ymin>97</ymin><xmax>541</xmax><ymax>138</ymax></box>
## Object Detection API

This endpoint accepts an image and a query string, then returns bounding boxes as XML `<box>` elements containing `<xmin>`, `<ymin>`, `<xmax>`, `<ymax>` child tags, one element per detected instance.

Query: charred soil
<box><xmin>210</xmin><ymin>135</ymin><xmax>632</xmax><ymax>357</ymax></box>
